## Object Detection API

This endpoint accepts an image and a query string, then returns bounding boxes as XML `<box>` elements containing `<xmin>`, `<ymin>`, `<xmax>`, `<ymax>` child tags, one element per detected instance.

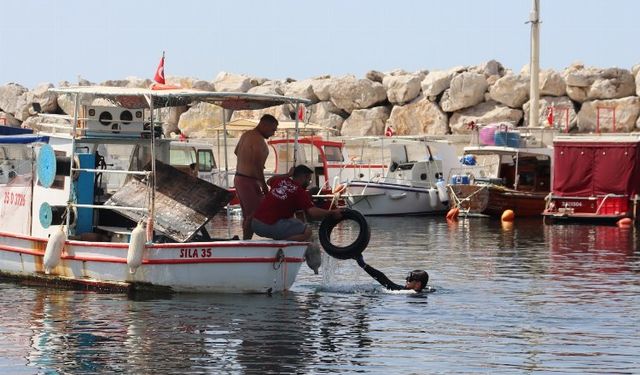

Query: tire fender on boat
<box><xmin>44</xmin><ymin>227</ymin><xmax>67</xmax><ymax>274</ymax></box>
<box><xmin>127</xmin><ymin>222</ymin><xmax>147</xmax><ymax>274</ymax></box>
<box><xmin>318</xmin><ymin>208</ymin><xmax>370</xmax><ymax>260</ymax></box>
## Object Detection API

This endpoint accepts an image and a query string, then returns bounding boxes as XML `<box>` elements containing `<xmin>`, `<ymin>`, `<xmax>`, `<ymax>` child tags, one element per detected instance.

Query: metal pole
<box><xmin>529</xmin><ymin>0</ymin><xmax>540</xmax><ymax>129</ymax></box>
<box><xmin>222</xmin><ymin>109</ymin><xmax>229</xmax><ymax>187</ymax></box>
<box><xmin>65</xmin><ymin>93</ymin><xmax>80</xmax><ymax>234</ymax></box>
<box><xmin>293</xmin><ymin>102</ymin><xmax>300</xmax><ymax>167</ymax></box>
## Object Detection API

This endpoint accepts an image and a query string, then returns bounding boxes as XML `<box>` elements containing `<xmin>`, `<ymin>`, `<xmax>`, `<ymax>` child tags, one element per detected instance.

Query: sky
<box><xmin>0</xmin><ymin>0</ymin><xmax>638</xmax><ymax>89</ymax></box>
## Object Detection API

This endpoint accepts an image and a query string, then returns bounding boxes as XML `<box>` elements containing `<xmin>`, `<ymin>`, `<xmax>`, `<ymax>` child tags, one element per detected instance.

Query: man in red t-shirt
<box><xmin>252</xmin><ymin>165</ymin><xmax>342</xmax><ymax>241</ymax></box>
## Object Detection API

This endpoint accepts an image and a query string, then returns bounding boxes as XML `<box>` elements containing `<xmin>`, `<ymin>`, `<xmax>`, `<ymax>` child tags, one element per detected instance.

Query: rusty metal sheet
<box><xmin>105</xmin><ymin>160</ymin><xmax>233</xmax><ymax>242</ymax></box>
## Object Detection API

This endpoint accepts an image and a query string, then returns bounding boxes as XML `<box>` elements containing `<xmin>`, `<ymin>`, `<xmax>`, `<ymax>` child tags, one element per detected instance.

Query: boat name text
<box><xmin>179</xmin><ymin>248</ymin><xmax>213</xmax><ymax>258</ymax></box>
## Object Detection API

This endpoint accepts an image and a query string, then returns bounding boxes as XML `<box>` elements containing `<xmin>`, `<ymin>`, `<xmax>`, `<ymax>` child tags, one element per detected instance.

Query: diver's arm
<box><xmin>354</xmin><ymin>255</ymin><xmax>405</xmax><ymax>291</ymax></box>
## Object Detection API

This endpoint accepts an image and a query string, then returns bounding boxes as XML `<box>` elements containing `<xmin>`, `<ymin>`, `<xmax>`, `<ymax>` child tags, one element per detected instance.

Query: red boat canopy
<box><xmin>552</xmin><ymin>138</ymin><xmax>640</xmax><ymax>197</ymax></box>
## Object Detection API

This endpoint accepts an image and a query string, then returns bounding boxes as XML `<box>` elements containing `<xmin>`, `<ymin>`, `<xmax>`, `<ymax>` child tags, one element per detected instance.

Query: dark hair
<box><xmin>406</xmin><ymin>270</ymin><xmax>429</xmax><ymax>291</ymax></box>
<box><xmin>259</xmin><ymin>114</ymin><xmax>278</xmax><ymax>126</ymax></box>
<box><xmin>293</xmin><ymin>164</ymin><xmax>313</xmax><ymax>177</ymax></box>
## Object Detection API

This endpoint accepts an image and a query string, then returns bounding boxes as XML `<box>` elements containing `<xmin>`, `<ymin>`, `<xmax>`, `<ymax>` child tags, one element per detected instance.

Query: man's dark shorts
<box><xmin>252</xmin><ymin>218</ymin><xmax>307</xmax><ymax>240</ymax></box>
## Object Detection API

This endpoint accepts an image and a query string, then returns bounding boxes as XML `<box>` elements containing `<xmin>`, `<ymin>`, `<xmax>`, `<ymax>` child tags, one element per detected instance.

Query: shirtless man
<box><xmin>234</xmin><ymin>114</ymin><xmax>279</xmax><ymax>239</ymax></box>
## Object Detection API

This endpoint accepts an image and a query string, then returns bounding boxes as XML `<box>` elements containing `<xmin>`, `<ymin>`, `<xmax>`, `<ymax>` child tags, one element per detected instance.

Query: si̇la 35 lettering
<box><xmin>179</xmin><ymin>248</ymin><xmax>213</xmax><ymax>258</ymax></box>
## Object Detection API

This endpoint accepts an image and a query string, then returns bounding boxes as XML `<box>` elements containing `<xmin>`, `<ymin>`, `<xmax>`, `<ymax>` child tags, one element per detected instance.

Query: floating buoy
<box><xmin>617</xmin><ymin>217</ymin><xmax>633</xmax><ymax>228</ymax></box>
<box><xmin>446</xmin><ymin>207</ymin><xmax>460</xmax><ymax>220</ymax></box>
<box><xmin>44</xmin><ymin>227</ymin><xmax>67</xmax><ymax>274</ymax></box>
<box><xmin>501</xmin><ymin>209</ymin><xmax>515</xmax><ymax>222</ymax></box>
<box><xmin>127</xmin><ymin>222</ymin><xmax>147</xmax><ymax>274</ymax></box>
<box><xmin>501</xmin><ymin>221</ymin><xmax>514</xmax><ymax>231</ymax></box>
<box><xmin>304</xmin><ymin>242</ymin><xmax>322</xmax><ymax>274</ymax></box>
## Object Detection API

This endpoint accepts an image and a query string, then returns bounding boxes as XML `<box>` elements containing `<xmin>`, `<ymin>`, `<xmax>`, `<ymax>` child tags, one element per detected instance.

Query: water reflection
<box><xmin>0</xmin><ymin>215</ymin><xmax>638</xmax><ymax>374</ymax></box>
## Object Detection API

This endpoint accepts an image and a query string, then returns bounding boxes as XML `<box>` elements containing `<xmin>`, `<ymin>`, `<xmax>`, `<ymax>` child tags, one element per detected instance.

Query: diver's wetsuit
<box><xmin>355</xmin><ymin>255</ymin><xmax>405</xmax><ymax>291</ymax></box>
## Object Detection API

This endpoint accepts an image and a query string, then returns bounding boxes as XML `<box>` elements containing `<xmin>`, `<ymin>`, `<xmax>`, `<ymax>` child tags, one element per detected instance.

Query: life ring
<box><xmin>318</xmin><ymin>208</ymin><xmax>370</xmax><ymax>260</ymax></box>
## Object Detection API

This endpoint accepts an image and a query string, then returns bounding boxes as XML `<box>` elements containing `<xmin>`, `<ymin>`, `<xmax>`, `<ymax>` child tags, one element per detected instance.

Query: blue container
<box><xmin>450</xmin><ymin>175</ymin><xmax>470</xmax><ymax>184</ymax></box>
<box><xmin>494</xmin><ymin>131</ymin><xmax>521</xmax><ymax>147</ymax></box>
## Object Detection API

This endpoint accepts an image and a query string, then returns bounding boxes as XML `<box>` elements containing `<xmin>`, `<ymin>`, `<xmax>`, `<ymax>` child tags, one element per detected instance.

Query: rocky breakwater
<box><xmin>2</xmin><ymin>60</ymin><xmax>640</xmax><ymax>137</ymax></box>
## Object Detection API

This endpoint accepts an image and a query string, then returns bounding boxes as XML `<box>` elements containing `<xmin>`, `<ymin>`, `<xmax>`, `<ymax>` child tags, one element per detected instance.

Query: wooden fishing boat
<box><xmin>0</xmin><ymin>87</ymin><xmax>312</xmax><ymax>293</ymax></box>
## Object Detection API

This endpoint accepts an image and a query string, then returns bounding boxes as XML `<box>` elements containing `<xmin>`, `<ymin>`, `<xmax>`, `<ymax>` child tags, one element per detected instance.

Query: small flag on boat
<box><xmin>297</xmin><ymin>106</ymin><xmax>305</xmax><ymax>121</ymax></box>
<box><xmin>385</xmin><ymin>124</ymin><xmax>395</xmax><ymax>137</ymax></box>
<box><xmin>154</xmin><ymin>52</ymin><xmax>166</xmax><ymax>84</ymax></box>
<box><xmin>546</xmin><ymin>106</ymin><xmax>554</xmax><ymax>126</ymax></box>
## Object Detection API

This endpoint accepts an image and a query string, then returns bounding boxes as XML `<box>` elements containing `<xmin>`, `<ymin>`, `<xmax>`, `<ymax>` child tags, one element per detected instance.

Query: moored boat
<box><xmin>447</xmin><ymin>125</ymin><xmax>554</xmax><ymax>217</ymax></box>
<box><xmin>542</xmin><ymin>134</ymin><xmax>640</xmax><ymax>223</ymax></box>
<box><xmin>0</xmin><ymin>86</ymin><xmax>312</xmax><ymax>293</ymax></box>
<box><xmin>343</xmin><ymin>138</ymin><xmax>457</xmax><ymax>216</ymax></box>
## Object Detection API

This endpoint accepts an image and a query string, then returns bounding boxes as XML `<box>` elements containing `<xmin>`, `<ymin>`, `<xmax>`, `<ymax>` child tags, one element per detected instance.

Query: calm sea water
<box><xmin>1</xmin><ymin>215</ymin><xmax>639</xmax><ymax>374</ymax></box>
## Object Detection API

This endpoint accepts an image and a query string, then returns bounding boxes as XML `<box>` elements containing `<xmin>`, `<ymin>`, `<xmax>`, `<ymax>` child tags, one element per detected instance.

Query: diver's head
<box><xmin>405</xmin><ymin>270</ymin><xmax>429</xmax><ymax>292</ymax></box>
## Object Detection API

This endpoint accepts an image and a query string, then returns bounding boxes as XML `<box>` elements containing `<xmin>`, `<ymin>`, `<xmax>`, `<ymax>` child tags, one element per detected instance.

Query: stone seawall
<box><xmin>2</xmin><ymin>60</ymin><xmax>640</xmax><ymax>138</ymax></box>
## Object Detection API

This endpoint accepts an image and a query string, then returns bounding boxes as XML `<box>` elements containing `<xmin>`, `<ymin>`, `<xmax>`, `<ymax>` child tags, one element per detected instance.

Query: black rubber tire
<box><xmin>318</xmin><ymin>208</ymin><xmax>370</xmax><ymax>260</ymax></box>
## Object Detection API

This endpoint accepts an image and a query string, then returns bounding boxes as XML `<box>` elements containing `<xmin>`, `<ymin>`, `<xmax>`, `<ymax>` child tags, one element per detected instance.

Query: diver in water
<box><xmin>354</xmin><ymin>254</ymin><xmax>432</xmax><ymax>292</ymax></box>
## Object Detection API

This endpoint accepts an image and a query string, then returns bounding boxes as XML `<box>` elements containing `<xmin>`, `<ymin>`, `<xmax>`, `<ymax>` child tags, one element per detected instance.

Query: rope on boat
<box><xmin>447</xmin><ymin>184</ymin><xmax>488</xmax><ymax>216</ymax></box>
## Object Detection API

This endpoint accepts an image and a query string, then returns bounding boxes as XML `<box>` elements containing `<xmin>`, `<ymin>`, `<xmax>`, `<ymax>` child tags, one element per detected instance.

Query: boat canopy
<box><xmin>552</xmin><ymin>136</ymin><xmax>640</xmax><ymax>197</ymax></box>
<box><xmin>0</xmin><ymin>134</ymin><xmax>49</xmax><ymax>144</ymax></box>
<box><xmin>50</xmin><ymin>86</ymin><xmax>311</xmax><ymax>110</ymax></box>
<box><xmin>212</xmin><ymin>119</ymin><xmax>335</xmax><ymax>133</ymax></box>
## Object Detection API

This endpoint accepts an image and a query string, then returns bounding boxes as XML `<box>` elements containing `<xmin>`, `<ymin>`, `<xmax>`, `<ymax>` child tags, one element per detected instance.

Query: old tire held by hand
<box><xmin>319</xmin><ymin>208</ymin><xmax>370</xmax><ymax>260</ymax></box>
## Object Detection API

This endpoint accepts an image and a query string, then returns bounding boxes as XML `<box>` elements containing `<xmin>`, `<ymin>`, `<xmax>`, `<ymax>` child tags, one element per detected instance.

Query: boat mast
<box><xmin>528</xmin><ymin>0</ymin><xmax>541</xmax><ymax>128</ymax></box>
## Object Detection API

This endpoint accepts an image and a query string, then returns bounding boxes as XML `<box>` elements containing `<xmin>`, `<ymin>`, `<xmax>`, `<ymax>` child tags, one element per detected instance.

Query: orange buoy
<box><xmin>501</xmin><ymin>221</ymin><xmax>514</xmax><ymax>231</ymax></box>
<box><xmin>446</xmin><ymin>207</ymin><xmax>460</xmax><ymax>220</ymax></box>
<box><xmin>617</xmin><ymin>217</ymin><xmax>633</xmax><ymax>228</ymax></box>
<box><xmin>501</xmin><ymin>209</ymin><xmax>515</xmax><ymax>222</ymax></box>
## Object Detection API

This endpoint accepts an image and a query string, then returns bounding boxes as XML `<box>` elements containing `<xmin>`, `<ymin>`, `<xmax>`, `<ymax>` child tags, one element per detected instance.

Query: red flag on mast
<box><xmin>297</xmin><ymin>106</ymin><xmax>305</xmax><ymax>121</ymax></box>
<box><xmin>546</xmin><ymin>106</ymin><xmax>554</xmax><ymax>126</ymax></box>
<box><xmin>154</xmin><ymin>52</ymin><xmax>166</xmax><ymax>84</ymax></box>
<box><xmin>385</xmin><ymin>125</ymin><xmax>395</xmax><ymax>137</ymax></box>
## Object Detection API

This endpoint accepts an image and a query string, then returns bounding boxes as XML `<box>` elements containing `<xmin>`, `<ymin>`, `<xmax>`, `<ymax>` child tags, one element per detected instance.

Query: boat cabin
<box><xmin>543</xmin><ymin>135</ymin><xmax>640</xmax><ymax>221</ymax></box>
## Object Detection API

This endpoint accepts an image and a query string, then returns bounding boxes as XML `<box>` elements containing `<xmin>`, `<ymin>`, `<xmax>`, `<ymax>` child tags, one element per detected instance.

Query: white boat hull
<box><xmin>345</xmin><ymin>181</ymin><xmax>448</xmax><ymax>216</ymax></box>
<box><xmin>0</xmin><ymin>231</ymin><xmax>306</xmax><ymax>293</ymax></box>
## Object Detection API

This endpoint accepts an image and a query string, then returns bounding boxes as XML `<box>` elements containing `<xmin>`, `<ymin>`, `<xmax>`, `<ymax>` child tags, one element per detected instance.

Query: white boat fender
<box><xmin>127</xmin><ymin>222</ymin><xmax>147</xmax><ymax>274</ymax></box>
<box><xmin>428</xmin><ymin>188</ymin><xmax>439</xmax><ymax>207</ymax></box>
<box><xmin>436</xmin><ymin>179</ymin><xmax>449</xmax><ymax>203</ymax></box>
<box><xmin>319</xmin><ymin>208</ymin><xmax>370</xmax><ymax>260</ymax></box>
<box><xmin>44</xmin><ymin>227</ymin><xmax>67</xmax><ymax>274</ymax></box>
<box><xmin>304</xmin><ymin>242</ymin><xmax>322</xmax><ymax>274</ymax></box>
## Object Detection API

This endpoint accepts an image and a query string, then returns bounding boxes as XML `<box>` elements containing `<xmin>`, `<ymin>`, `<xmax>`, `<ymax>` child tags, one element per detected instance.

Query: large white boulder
<box><xmin>382</xmin><ymin>74</ymin><xmax>422</xmax><ymax>105</ymax></box>
<box><xmin>488</xmin><ymin>74</ymin><xmax>530</xmax><ymax>108</ymax></box>
<box><xmin>539</xmin><ymin>69</ymin><xmax>567</xmax><ymax>96</ymax></box>
<box><xmin>328</xmin><ymin>76</ymin><xmax>387</xmax><ymax>113</ymax></box>
<box><xmin>440</xmin><ymin>72</ymin><xmax>488</xmax><ymax>112</ymax></box>
<box><xmin>14</xmin><ymin>83</ymin><xmax>59</xmax><ymax>121</ymax></box>
<box><xmin>420</xmin><ymin>68</ymin><xmax>460</xmax><ymax>98</ymax></box>
<box><xmin>0</xmin><ymin>83</ymin><xmax>28</xmax><ymax>115</ymax></box>
<box><xmin>449</xmin><ymin>101</ymin><xmax>523</xmax><ymax>134</ymax></box>
<box><xmin>213</xmin><ymin>72</ymin><xmax>253</xmax><ymax>92</ymax></box>
<box><xmin>340</xmin><ymin>106</ymin><xmax>390</xmax><ymax>136</ymax></box>
<box><xmin>577</xmin><ymin>97</ymin><xmax>640</xmax><ymax>133</ymax></box>
<box><xmin>178</xmin><ymin>102</ymin><xmax>225</xmax><ymax>138</ymax></box>
<box><xmin>564</xmin><ymin>65</ymin><xmax>635</xmax><ymax>102</ymax></box>
<box><xmin>386</xmin><ymin>95</ymin><xmax>448</xmax><ymax>135</ymax></box>
<box><xmin>284</xmin><ymin>79</ymin><xmax>319</xmax><ymax>103</ymax></box>
<box><xmin>248</xmin><ymin>80</ymin><xmax>285</xmax><ymax>95</ymax></box>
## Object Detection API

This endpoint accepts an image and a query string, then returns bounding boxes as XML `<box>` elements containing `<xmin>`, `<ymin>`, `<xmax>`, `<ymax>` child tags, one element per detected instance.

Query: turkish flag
<box><xmin>154</xmin><ymin>54</ymin><xmax>165</xmax><ymax>84</ymax></box>
<box><xmin>546</xmin><ymin>107</ymin><xmax>554</xmax><ymax>126</ymax></box>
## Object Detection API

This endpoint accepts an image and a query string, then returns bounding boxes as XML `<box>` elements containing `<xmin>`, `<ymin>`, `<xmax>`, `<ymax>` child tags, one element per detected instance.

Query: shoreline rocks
<box><xmin>2</xmin><ymin>60</ymin><xmax>640</xmax><ymax>137</ymax></box>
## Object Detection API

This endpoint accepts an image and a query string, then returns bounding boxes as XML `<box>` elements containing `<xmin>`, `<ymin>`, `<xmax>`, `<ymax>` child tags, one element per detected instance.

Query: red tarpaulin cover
<box><xmin>552</xmin><ymin>140</ymin><xmax>640</xmax><ymax>197</ymax></box>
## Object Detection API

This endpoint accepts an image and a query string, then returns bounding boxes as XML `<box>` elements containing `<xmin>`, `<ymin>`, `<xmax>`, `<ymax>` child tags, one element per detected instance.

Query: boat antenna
<box><xmin>528</xmin><ymin>0</ymin><xmax>541</xmax><ymax>128</ymax></box>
